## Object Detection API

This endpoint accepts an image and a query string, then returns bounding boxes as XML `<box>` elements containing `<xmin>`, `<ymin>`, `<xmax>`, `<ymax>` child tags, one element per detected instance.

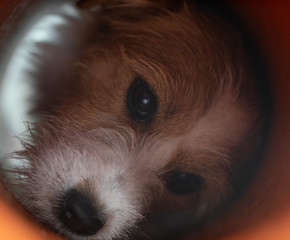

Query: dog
<box><xmin>1</xmin><ymin>0</ymin><xmax>269</xmax><ymax>239</ymax></box>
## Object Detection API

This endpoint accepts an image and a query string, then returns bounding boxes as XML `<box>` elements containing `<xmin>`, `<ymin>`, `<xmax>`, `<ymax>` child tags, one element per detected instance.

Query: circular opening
<box><xmin>1</xmin><ymin>1</ymin><xmax>286</xmax><ymax>240</ymax></box>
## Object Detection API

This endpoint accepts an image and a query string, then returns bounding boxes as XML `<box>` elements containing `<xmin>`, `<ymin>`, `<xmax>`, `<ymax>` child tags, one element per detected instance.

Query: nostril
<box><xmin>57</xmin><ymin>188</ymin><xmax>106</xmax><ymax>236</ymax></box>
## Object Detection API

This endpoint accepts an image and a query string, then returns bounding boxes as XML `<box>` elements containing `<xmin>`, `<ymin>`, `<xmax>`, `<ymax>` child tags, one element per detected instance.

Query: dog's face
<box><xmin>7</xmin><ymin>1</ymin><xmax>262</xmax><ymax>240</ymax></box>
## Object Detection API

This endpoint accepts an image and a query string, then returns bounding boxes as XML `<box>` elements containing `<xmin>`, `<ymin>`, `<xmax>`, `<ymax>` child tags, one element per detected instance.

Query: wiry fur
<box><xmin>2</xmin><ymin>1</ymin><xmax>264</xmax><ymax>239</ymax></box>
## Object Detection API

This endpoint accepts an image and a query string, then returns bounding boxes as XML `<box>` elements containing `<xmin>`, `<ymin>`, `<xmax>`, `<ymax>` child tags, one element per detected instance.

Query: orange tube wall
<box><xmin>1</xmin><ymin>1</ymin><xmax>290</xmax><ymax>240</ymax></box>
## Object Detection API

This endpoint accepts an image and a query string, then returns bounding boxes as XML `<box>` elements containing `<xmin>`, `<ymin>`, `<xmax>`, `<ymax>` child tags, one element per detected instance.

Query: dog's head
<box><xmin>6</xmin><ymin>0</ymin><xmax>264</xmax><ymax>239</ymax></box>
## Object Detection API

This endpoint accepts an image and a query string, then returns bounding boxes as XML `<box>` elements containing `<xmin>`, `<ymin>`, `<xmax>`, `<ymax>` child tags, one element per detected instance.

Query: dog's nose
<box><xmin>57</xmin><ymin>188</ymin><xmax>106</xmax><ymax>236</ymax></box>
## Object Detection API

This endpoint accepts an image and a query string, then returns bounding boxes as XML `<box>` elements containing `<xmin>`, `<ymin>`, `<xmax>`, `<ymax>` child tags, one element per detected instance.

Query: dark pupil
<box><xmin>126</xmin><ymin>77</ymin><xmax>157</xmax><ymax>122</ymax></box>
<box><xmin>133</xmin><ymin>87</ymin><xmax>153</xmax><ymax>115</ymax></box>
<box><xmin>165</xmin><ymin>170</ymin><xmax>202</xmax><ymax>195</ymax></box>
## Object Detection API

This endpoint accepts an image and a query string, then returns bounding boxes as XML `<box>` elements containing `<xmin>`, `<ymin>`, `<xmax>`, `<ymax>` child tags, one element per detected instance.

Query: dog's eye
<box><xmin>165</xmin><ymin>170</ymin><xmax>203</xmax><ymax>195</ymax></box>
<box><xmin>126</xmin><ymin>77</ymin><xmax>157</xmax><ymax>122</ymax></box>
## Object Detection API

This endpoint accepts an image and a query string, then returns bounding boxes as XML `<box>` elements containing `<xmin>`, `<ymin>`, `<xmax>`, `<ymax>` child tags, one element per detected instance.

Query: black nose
<box><xmin>57</xmin><ymin>188</ymin><xmax>106</xmax><ymax>236</ymax></box>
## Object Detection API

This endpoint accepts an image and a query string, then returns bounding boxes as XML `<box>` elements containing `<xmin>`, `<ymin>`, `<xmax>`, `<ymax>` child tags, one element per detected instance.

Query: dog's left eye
<box><xmin>126</xmin><ymin>77</ymin><xmax>157</xmax><ymax>123</ymax></box>
<box><xmin>165</xmin><ymin>170</ymin><xmax>203</xmax><ymax>195</ymax></box>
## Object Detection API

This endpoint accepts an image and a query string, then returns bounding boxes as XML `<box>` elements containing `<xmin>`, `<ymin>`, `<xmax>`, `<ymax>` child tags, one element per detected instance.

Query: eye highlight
<box><xmin>165</xmin><ymin>170</ymin><xmax>203</xmax><ymax>195</ymax></box>
<box><xmin>126</xmin><ymin>77</ymin><xmax>157</xmax><ymax>123</ymax></box>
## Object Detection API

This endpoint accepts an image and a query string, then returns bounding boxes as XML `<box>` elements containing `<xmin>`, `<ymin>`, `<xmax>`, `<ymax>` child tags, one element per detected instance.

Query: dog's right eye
<box><xmin>126</xmin><ymin>77</ymin><xmax>157</xmax><ymax>123</ymax></box>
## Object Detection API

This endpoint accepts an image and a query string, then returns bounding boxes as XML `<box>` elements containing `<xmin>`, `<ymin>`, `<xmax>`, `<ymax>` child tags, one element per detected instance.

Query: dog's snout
<box><xmin>57</xmin><ymin>188</ymin><xmax>106</xmax><ymax>236</ymax></box>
